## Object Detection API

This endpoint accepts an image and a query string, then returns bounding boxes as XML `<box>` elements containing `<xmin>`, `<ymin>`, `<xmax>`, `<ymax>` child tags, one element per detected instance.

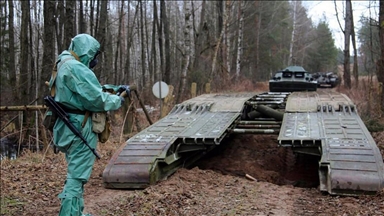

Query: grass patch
<box><xmin>364</xmin><ymin>119</ymin><xmax>384</xmax><ymax>132</ymax></box>
<box><xmin>0</xmin><ymin>196</ymin><xmax>25</xmax><ymax>215</ymax></box>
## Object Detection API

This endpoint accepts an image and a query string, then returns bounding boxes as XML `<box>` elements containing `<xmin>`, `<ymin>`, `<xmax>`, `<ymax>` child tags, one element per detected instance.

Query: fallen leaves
<box><xmin>1</xmin><ymin>131</ymin><xmax>384</xmax><ymax>216</ymax></box>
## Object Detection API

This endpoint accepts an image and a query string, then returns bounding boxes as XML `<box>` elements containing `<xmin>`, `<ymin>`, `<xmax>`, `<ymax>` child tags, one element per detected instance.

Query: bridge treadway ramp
<box><xmin>103</xmin><ymin>91</ymin><xmax>384</xmax><ymax>196</ymax></box>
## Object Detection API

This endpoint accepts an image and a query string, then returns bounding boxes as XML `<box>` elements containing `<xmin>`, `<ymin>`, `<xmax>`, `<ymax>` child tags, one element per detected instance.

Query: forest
<box><xmin>0</xmin><ymin>0</ymin><xmax>382</xmax><ymax>106</ymax></box>
<box><xmin>1</xmin><ymin>1</ymin><xmax>384</xmax><ymax>215</ymax></box>
<box><xmin>0</xmin><ymin>0</ymin><xmax>383</xmax><ymax>153</ymax></box>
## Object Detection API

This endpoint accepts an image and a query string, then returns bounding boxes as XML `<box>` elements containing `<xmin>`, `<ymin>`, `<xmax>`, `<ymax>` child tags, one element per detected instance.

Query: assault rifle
<box><xmin>44</xmin><ymin>95</ymin><xmax>101</xmax><ymax>159</ymax></box>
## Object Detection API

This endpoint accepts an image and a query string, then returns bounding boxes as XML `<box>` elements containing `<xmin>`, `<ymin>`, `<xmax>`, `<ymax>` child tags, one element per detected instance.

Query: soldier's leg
<box><xmin>58</xmin><ymin>134</ymin><xmax>97</xmax><ymax>216</ymax></box>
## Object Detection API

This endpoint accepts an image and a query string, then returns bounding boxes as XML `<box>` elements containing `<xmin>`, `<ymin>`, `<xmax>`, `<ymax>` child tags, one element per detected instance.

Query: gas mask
<box><xmin>89</xmin><ymin>50</ymin><xmax>100</xmax><ymax>69</ymax></box>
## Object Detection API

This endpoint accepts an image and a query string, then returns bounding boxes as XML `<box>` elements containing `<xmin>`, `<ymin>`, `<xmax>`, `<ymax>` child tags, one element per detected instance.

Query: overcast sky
<box><xmin>303</xmin><ymin>1</ymin><xmax>379</xmax><ymax>49</ymax></box>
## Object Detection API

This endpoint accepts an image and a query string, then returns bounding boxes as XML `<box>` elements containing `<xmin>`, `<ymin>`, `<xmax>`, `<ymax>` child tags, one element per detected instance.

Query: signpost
<box><xmin>152</xmin><ymin>81</ymin><xmax>169</xmax><ymax>118</ymax></box>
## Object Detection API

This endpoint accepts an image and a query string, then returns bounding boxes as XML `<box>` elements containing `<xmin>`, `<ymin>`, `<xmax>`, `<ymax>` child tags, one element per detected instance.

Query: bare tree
<box><xmin>156</xmin><ymin>0</ymin><xmax>164</xmax><ymax>83</ymax></box>
<box><xmin>211</xmin><ymin>0</ymin><xmax>229</xmax><ymax>80</ymax></box>
<box><xmin>56</xmin><ymin>0</ymin><xmax>65</xmax><ymax>52</ymax></box>
<box><xmin>90</xmin><ymin>0</ymin><xmax>95</xmax><ymax>35</ymax></box>
<box><xmin>19</xmin><ymin>0</ymin><xmax>30</xmax><ymax>102</ymax></box>
<box><xmin>42</xmin><ymin>0</ymin><xmax>55</xmax><ymax>95</ymax></box>
<box><xmin>95</xmin><ymin>0</ymin><xmax>108</xmax><ymax>80</ymax></box>
<box><xmin>288</xmin><ymin>1</ymin><xmax>298</xmax><ymax>66</ymax></box>
<box><xmin>192</xmin><ymin>0</ymin><xmax>207</xmax><ymax>82</ymax></box>
<box><xmin>114</xmin><ymin>0</ymin><xmax>125</xmax><ymax>84</ymax></box>
<box><xmin>124</xmin><ymin>1</ymin><xmax>139</xmax><ymax>84</ymax></box>
<box><xmin>64</xmin><ymin>0</ymin><xmax>75</xmax><ymax>48</ymax></box>
<box><xmin>144</xmin><ymin>2</ymin><xmax>151</xmax><ymax>87</ymax></box>
<box><xmin>79</xmin><ymin>0</ymin><xmax>86</xmax><ymax>33</ymax></box>
<box><xmin>235</xmin><ymin>1</ymin><xmax>244</xmax><ymax>80</ymax></box>
<box><xmin>379</xmin><ymin>0</ymin><xmax>384</xmax><ymax>111</ymax></box>
<box><xmin>254</xmin><ymin>0</ymin><xmax>260</xmax><ymax>79</ymax></box>
<box><xmin>8</xmin><ymin>0</ymin><xmax>16</xmax><ymax>99</ymax></box>
<box><xmin>139</xmin><ymin>0</ymin><xmax>147</xmax><ymax>89</ymax></box>
<box><xmin>177</xmin><ymin>0</ymin><xmax>192</xmax><ymax>102</ymax></box>
<box><xmin>151</xmin><ymin>0</ymin><xmax>158</xmax><ymax>82</ymax></box>
<box><xmin>343</xmin><ymin>0</ymin><xmax>352</xmax><ymax>89</ymax></box>
<box><xmin>161</xmin><ymin>0</ymin><xmax>171</xmax><ymax>84</ymax></box>
<box><xmin>348</xmin><ymin>2</ymin><xmax>359</xmax><ymax>88</ymax></box>
<box><xmin>224</xmin><ymin>1</ymin><xmax>233</xmax><ymax>80</ymax></box>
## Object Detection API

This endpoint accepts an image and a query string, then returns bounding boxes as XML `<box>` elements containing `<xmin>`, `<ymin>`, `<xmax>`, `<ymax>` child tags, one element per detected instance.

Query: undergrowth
<box><xmin>339</xmin><ymin>77</ymin><xmax>384</xmax><ymax>132</ymax></box>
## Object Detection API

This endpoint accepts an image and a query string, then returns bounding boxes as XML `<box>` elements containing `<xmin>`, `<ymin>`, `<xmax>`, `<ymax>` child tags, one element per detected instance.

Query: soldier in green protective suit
<box><xmin>48</xmin><ymin>34</ymin><xmax>130</xmax><ymax>216</ymax></box>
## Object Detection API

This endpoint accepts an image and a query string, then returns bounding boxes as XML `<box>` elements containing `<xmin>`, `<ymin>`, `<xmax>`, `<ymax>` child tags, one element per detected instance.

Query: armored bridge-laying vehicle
<box><xmin>313</xmin><ymin>72</ymin><xmax>341</xmax><ymax>88</ymax></box>
<box><xmin>103</xmin><ymin>89</ymin><xmax>384</xmax><ymax>196</ymax></box>
<box><xmin>269</xmin><ymin>66</ymin><xmax>318</xmax><ymax>92</ymax></box>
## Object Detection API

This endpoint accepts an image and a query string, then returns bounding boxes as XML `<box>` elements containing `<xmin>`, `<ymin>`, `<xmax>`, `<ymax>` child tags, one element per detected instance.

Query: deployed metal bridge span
<box><xmin>280</xmin><ymin>92</ymin><xmax>384</xmax><ymax>195</ymax></box>
<box><xmin>103</xmin><ymin>91</ymin><xmax>384</xmax><ymax>196</ymax></box>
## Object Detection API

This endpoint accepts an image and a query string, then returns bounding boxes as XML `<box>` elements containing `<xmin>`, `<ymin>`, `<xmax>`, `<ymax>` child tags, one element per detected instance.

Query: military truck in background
<box><xmin>312</xmin><ymin>72</ymin><xmax>340</xmax><ymax>88</ymax></box>
<box><xmin>269</xmin><ymin>66</ymin><xmax>317</xmax><ymax>92</ymax></box>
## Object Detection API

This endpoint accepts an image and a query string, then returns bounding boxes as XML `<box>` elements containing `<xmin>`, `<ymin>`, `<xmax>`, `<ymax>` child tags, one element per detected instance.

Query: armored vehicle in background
<box><xmin>269</xmin><ymin>66</ymin><xmax>317</xmax><ymax>92</ymax></box>
<box><xmin>313</xmin><ymin>72</ymin><xmax>340</xmax><ymax>88</ymax></box>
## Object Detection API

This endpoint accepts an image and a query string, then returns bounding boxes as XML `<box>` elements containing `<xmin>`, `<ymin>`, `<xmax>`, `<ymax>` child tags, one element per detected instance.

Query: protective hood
<box><xmin>68</xmin><ymin>34</ymin><xmax>100</xmax><ymax>68</ymax></box>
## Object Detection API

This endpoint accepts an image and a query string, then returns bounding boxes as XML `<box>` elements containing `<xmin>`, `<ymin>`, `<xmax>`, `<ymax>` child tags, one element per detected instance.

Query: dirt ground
<box><xmin>1</xmin><ymin>128</ymin><xmax>384</xmax><ymax>216</ymax></box>
<box><xmin>1</xmin><ymin>83</ymin><xmax>384</xmax><ymax>215</ymax></box>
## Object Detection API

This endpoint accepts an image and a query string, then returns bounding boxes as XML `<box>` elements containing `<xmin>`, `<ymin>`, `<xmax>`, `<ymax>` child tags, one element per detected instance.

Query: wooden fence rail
<box><xmin>0</xmin><ymin>105</ymin><xmax>47</xmax><ymax>111</ymax></box>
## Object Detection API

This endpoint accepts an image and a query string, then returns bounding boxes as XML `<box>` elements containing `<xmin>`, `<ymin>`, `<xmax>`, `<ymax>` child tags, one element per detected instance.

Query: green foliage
<box><xmin>255</xmin><ymin>1</ymin><xmax>292</xmax><ymax>79</ymax></box>
<box><xmin>358</xmin><ymin>16</ymin><xmax>380</xmax><ymax>75</ymax></box>
<box><xmin>189</xmin><ymin>68</ymin><xmax>209</xmax><ymax>89</ymax></box>
<box><xmin>336</xmin><ymin>48</ymin><xmax>355</xmax><ymax>65</ymax></box>
<box><xmin>0</xmin><ymin>196</ymin><xmax>25</xmax><ymax>215</ymax></box>
<box><xmin>306</xmin><ymin>21</ymin><xmax>338</xmax><ymax>72</ymax></box>
<box><xmin>364</xmin><ymin>119</ymin><xmax>384</xmax><ymax>132</ymax></box>
<box><xmin>241</xmin><ymin>1</ymin><xmax>340</xmax><ymax>79</ymax></box>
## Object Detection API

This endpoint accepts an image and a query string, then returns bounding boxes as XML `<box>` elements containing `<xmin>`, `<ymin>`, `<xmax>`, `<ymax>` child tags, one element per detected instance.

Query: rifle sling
<box><xmin>59</xmin><ymin>103</ymin><xmax>90</xmax><ymax>128</ymax></box>
<box><xmin>51</xmin><ymin>56</ymin><xmax>90</xmax><ymax>128</ymax></box>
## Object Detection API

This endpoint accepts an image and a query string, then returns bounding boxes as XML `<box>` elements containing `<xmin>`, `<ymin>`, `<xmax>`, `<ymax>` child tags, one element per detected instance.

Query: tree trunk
<box><xmin>0</xmin><ymin>2</ymin><xmax>6</xmax><ymax>75</ymax></box>
<box><xmin>79</xmin><ymin>0</ymin><xmax>86</xmax><ymax>33</ymax></box>
<box><xmin>144</xmin><ymin>3</ymin><xmax>151</xmax><ymax>88</ymax></box>
<box><xmin>8</xmin><ymin>0</ymin><xmax>16</xmax><ymax>99</ymax></box>
<box><xmin>56</xmin><ymin>0</ymin><xmax>65</xmax><ymax>53</ymax></box>
<box><xmin>95</xmin><ymin>0</ymin><xmax>101</xmax><ymax>36</ymax></box>
<box><xmin>151</xmin><ymin>0</ymin><xmax>158</xmax><ymax>83</ymax></box>
<box><xmin>114</xmin><ymin>0</ymin><xmax>125</xmax><ymax>84</ymax></box>
<box><xmin>161</xmin><ymin>0</ymin><xmax>171</xmax><ymax>84</ymax></box>
<box><xmin>225</xmin><ymin>0</ymin><xmax>232</xmax><ymax>80</ymax></box>
<box><xmin>343</xmin><ymin>0</ymin><xmax>352</xmax><ymax>89</ymax></box>
<box><xmin>122</xmin><ymin>0</ymin><xmax>137</xmax><ymax>134</ymax></box>
<box><xmin>349</xmin><ymin>1</ymin><xmax>358</xmax><ymax>88</ymax></box>
<box><xmin>32</xmin><ymin>0</ymin><xmax>40</xmax><ymax>153</ymax></box>
<box><xmin>42</xmin><ymin>0</ymin><xmax>55</xmax><ymax>96</ymax></box>
<box><xmin>217</xmin><ymin>0</ymin><xmax>223</xmax><ymax>39</ymax></box>
<box><xmin>288</xmin><ymin>1</ymin><xmax>297</xmax><ymax>66</ymax></box>
<box><xmin>119</xmin><ymin>2</ymin><xmax>125</xmax><ymax>84</ymax></box>
<box><xmin>192</xmin><ymin>0</ymin><xmax>207</xmax><ymax>81</ymax></box>
<box><xmin>95</xmin><ymin>0</ymin><xmax>108</xmax><ymax>80</ymax></box>
<box><xmin>254</xmin><ymin>0</ymin><xmax>260</xmax><ymax>81</ymax></box>
<box><xmin>90</xmin><ymin>0</ymin><xmax>95</xmax><ymax>35</ymax></box>
<box><xmin>19</xmin><ymin>0</ymin><xmax>30</xmax><ymax>103</ymax></box>
<box><xmin>64</xmin><ymin>0</ymin><xmax>75</xmax><ymax>48</ymax></box>
<box><xmin>211</xmin><ymin>0</ymin><xmax>229</xmax><ymax>80</ymax></box>
<box><xmin>104</xmin><ymin>28</ymin><xmax>113</xmax><ymax>84</ymax></box>
<box><xmin>235</xmin><ymin>1</ymin><xmax>244</xmax><ymax>80</ymax></box>
<box><xmin>124</xmin><ymin>1</ymin><xmax>139</xmax><ymax>84</ymax></box>
<box><xmin>379</xmin><ymin>0</ymin><xmax>384</xmax><ymax>112</ymax></box>
<box><xmin>139</xmin><ymin>0</ymin><xmax>146</xmax><ymax>89</ymax></box>
<box><xmin>177</xmin><ymin>0</ymin><xmax>192</xmax><ymax>103</ymax></box>
<box><xmin>156</xmin><ymin>0</ymin><xmax>164</xmax><ymax>82</ymax></box>
<box><xmin>28</xmin><ymin>3</ymin><xmax>35</xmax><ymax>103</ymax></box>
